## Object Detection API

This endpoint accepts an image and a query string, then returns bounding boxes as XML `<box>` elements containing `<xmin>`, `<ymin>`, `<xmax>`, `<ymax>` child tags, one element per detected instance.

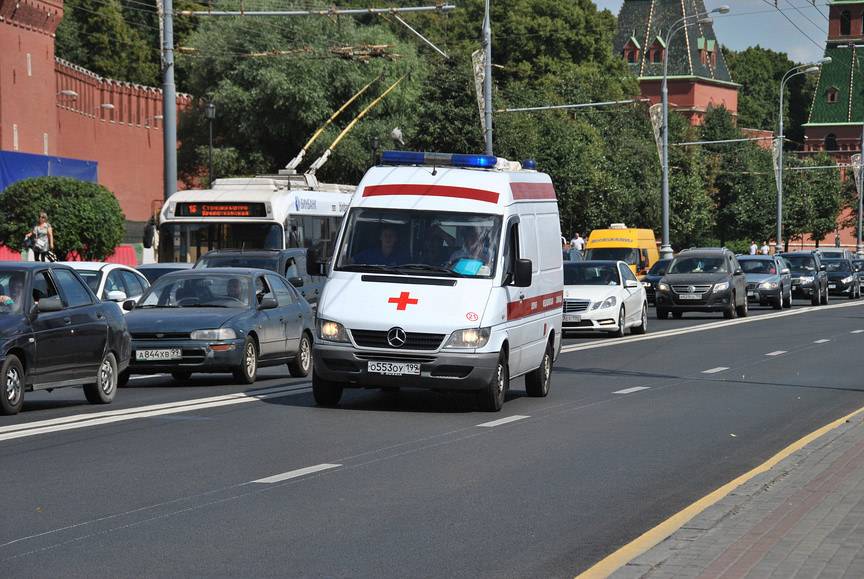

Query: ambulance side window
<box><xmin>503</xmin><ymin>221</ymin><xmax>520</xmax><ymax>284</ymax></box>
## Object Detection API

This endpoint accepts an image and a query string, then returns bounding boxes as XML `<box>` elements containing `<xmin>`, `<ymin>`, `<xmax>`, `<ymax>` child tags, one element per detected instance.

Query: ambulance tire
<box><xmin>525</xmin><ymin>341</ymin><xmax>552</xmax><ymax>398</ymax></box>
<box><xmin>313</xmin><ymin>373</ymin><xmax>343</xmax><ymax>407</ymax></box>
<box><xmin>477</xmin><ymin>352</ymin><xmax>508</xmax><ymax>412</ymax></box>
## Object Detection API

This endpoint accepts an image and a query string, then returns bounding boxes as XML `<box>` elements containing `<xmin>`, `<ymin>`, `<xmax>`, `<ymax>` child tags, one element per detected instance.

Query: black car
<box><xmin>654</xmin><ymin>248</ymin><xmax>748</xmax><ymax>319</ymax></box>
<box><xmin>737</xmin><ymin>255</ymin><xmax>792</xmax><ymax>309</ymax></box>
<box><xmin>136</xmin><ymin>262</ymin><xmax>194</xmax><ymax>284</ymax></box>
<box><xmin>640</xmin><ymin>258</ymin><xmax>671</xmax><ymax>305</ymax></box>
<box><xmin>124</xmin><ymin>268</ymin><xmax>314</xmax><ymax>384</ymax></box>
<box><xmin>782</xmin><ymin>251</ymin><xmax>829</xmax><ymax>306</ymax></box>
<box><xmin>194</xmin><ymin>249</ymin><xmax>325</xmax><ymax>307</ymax></box>
<box><xmin>823</xmin><ymin>258</ymin><xmax>861</xmax><ymax>299</ymax></box>
<box><xmin>0</xmin><ymin>263</ymin><xmax>131</xmax><ymax>415</ymax></box>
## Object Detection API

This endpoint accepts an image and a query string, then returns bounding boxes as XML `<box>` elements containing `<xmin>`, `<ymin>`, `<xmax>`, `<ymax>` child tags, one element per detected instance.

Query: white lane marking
<box><xmin>252</xmin><ymin>463</ymin><xmax>341</xmax><ymax>484</ymax></box>
<box><xmin>702</xmin><ymin>367</ymin><xmax>729</xmax><ymax>374</ymax></box>
<box><xmin>852</xmin><ymin>330</ymin><xmax>864</xmax><ymax>334</ymax></box>
<box><xmin>0</xmin><ymin>384</ymin><xmax>311</xmax><ymax>442</ymax></box>
<box><xmin>476</xmin><ymin>415</ymin><xmax>530</xmax><ymax>428</ymax></box>
<box><xmin>765</xmin><ymin>350</ymin><xmax>787</xmax><ymax>357</ymax></box>
<box><xmin>613</xmin><ymin>386</ymin><xmax>652</xmax><ymax>395</ymax></box>
<box><xmin>560</xmin><ymin>301</ymin><xmax>864</xmax><ymax>354</ymax></box>
<box><xmin>128</xmin><ymin>374</ymin><xmax>169</xmax><ymax>381</ymax></box>
<box><xmin>814</xmin><ymin>339</ymin><xmax>831</xmax><ymax>344</ymax></box>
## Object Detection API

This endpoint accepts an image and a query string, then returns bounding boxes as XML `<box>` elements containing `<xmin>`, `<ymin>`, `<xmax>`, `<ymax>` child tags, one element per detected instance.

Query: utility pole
<box><xmin>482</xmin><ymin>0</ymin><xmax>493</xmax><ymax>156</ymax></box>
<box><xmin>162</xmin><ymin>0</ymin><xmax>177</xmax><ymax>201</ymax></box>
<box><xmin>858</xmin><ymin>121</ymin><xmax>864</xmax><ymax>255</ymax></box>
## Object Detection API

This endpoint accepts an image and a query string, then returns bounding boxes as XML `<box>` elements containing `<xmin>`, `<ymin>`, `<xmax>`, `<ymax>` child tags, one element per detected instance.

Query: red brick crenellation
<box><xmin>0</xmin><ymin>0</ymin><xmax>63</xmax><ymax>36</ymax></box>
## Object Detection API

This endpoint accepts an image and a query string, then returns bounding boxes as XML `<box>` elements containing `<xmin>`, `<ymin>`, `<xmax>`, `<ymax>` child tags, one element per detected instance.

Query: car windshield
<box><xmin>668</xmin><ymin>256</ymin><xmax>728</xmax><ymax>274</ymax></box>
<box><xmin>137</xmin><ymin>275</ymin><xmax>252</xmax><ymax>308</ymax></box>
<box><xmin>335</xmin><ymin>208</ymin><xmax>502</xmax><ymax>278</ymax></box>
<box><xmin>0</xmin><ymin>270</ymin><xmax>26</xmax><ymax>314</ymax></box>
<box><xmin>196</xmin><ymin>255</ymin><xmax>280</xmax><ymax>272</ymax></box>
<box><xmin>584</xmin><ymin>247</ymin><xmax>638</xmax><ymax>265</ymax></box>
<box><xmin>77</xmin><ymin>271</ymin><xmax>102</xmax><ymax>293</ymax></box>
<box><xmin>824</xmin><ymin>260</ymin><xmax>852</xmax><ymax>273</ymax></box>
<box><xmin>564</xmin><ymin>263</ymin><xmax>620</xmax><ymax>286</ymax></box>
<box><xmin>647</xmin><ymin>259</ymin><xmax>670</xmax><ymax>276</ymax></box>
<box><xmin>784</xmin><ymin>256</ymin><xmax>816</xmax><ymax>274</ymax></box>
<box><xmin>740</xmin><ymin>259</ymin><xmax>777</xmax><ymax>275</ymax></box>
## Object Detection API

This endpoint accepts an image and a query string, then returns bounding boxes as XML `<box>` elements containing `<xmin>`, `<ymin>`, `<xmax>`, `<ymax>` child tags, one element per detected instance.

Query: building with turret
<box><xmin>613</xmin><ymin>0</ymin><xmax>739</xmax><ymax>124</ymax></box>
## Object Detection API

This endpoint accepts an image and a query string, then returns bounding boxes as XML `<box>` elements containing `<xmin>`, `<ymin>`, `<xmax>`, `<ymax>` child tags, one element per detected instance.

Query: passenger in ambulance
<box><xmin>448</xmin><ymin>227</ymin><xmax>491</xmax><ymax>267</ymax></box>
<box><xmin>353</xmin><ymin>226</ymin><xmax>409</xmax><ymax>266</ymax></box>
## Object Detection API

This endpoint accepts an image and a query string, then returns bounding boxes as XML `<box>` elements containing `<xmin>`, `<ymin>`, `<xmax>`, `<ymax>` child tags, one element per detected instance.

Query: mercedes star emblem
<box><xmin>687</xmin><ymin>285</ymin><xmax>696</xmax><ymax>293</ymax></box>
<box><xmin>387</xmin><ymin>327</ymin><xmax>407</xmax><ymax>348</ymax></box>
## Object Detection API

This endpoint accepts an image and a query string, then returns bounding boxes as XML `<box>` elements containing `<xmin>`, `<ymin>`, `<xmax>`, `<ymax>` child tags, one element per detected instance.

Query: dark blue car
<box><xmin>124</xmin><ymin>268</ymin><xmax>314</xmax><ymax>384</ymax></box>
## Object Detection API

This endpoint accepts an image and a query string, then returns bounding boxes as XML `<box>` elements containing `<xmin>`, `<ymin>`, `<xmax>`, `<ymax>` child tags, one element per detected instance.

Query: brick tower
<box><xmin>613</xmin><ymin>0</ymin><xmax>739</xmax><ymax>124</ymax></box>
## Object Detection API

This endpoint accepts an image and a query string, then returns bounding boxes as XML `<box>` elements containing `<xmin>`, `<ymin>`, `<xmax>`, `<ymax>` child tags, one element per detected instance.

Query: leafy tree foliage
<box><xmin>0</xmin><ymin>178</ymin><xmax>125</xmax><ymax>261</ymax></box>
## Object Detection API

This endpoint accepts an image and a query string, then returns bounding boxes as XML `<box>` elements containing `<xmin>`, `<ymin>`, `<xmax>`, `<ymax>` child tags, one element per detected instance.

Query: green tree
<box><xmin>0</xmin><ymin>178</ymin><xmax>125</xmax><ymax>261</ymax></box>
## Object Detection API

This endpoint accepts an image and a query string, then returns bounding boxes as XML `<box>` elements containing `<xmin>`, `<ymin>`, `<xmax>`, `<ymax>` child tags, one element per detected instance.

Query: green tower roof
<box><xmin>805</xmin><ymin>45</ymin><xmax>864</xmax><ymax>126</ymax></box>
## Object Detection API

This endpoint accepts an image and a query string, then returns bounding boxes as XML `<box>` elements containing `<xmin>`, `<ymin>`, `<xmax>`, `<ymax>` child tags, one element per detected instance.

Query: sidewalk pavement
<box><xmin>613</xmin><ymin>414</ymin><xmax>864</xmax><ymax>578</ymax></box>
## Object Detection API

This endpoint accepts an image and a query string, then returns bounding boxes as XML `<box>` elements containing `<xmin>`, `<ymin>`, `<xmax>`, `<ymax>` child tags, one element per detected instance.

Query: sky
<box><xmin>593</xmin><ymin>0</ymin><xmax>829</xmax><ymax>63</ymax></box>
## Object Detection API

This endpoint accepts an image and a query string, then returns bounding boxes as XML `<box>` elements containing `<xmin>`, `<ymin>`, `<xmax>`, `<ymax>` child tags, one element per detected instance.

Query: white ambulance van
<box><xmin>309</xmin><ymin>151</ymin><xmax>564</xmax><ymax>411</ymax></box>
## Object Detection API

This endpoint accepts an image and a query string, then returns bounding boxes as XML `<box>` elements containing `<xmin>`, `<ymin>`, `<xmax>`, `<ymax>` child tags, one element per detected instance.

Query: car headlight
<box><xmin>591</xmin><ymin>296</ymin><xmax>617</xmax><ymax>310</ymax></box>
<box><xmin>759</xmin><ymin>281</ymin><xmax>778</xmax><ymax>290</ymax></box>
<box><xmin>843</xmin><ymin>276</ymin><xmax>854</xmax><ymax>284</ymax></box>
<box><xmin>444</xmin><ymin>327</ymin><xmax>491</xmax><ymax>349</ymax></box>
<box><xmin>191</xmin><ymin>328</ymin><xmax>237</xmax><ymax>341</ymax></box>
<box><xmin>318</xmin><ymin>319</ymin><xmax>349</xmax><ymax>343</ymax></box>
<box><xmin>658</xmin><ymin>282</ymin><xmax>670</xmax><ymax>291</ymax></box>
<box><xmin>641</xmin><ymin>281</ymin><xmax>652</xmax><ymax>287</ymax></box>
<box><xmin>713</xmin><ymin>281</ymin><xmax>730</xmax><ymax>292</ymax></box>
<box><xmin>799</xmin><ymin>276</ymin><xmax>814</xmax><ymax>283</ymax></box>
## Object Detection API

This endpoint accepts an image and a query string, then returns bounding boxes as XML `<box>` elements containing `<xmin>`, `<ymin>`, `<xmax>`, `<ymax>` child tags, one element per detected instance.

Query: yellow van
<box><xmin>584</xmin><ymin>224</ymin><xmax>659</xmax><ymax>275</ymax></box>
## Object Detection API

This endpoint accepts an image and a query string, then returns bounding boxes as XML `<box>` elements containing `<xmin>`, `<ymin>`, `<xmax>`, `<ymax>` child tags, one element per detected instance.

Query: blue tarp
<box><xmin>0</xmin><ymin>150</ymin><xmax>98</xmax><ymax>191</ymax></box>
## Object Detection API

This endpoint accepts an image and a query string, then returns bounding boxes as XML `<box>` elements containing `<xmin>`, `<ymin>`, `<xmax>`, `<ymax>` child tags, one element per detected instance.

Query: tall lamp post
<box><xmin>660</xmin><ymin>5</ymin><xmax>730</xmax><ymax>260</ymax></box>
<box><xmin>205</xmin><ymin>102</ymin><xmax>216</xmax><ymax>187</ymax></box>
<box><xmin>776</xmin><ymin>59</ymin><xmax>829</xmax><ymax>254</ymax></box>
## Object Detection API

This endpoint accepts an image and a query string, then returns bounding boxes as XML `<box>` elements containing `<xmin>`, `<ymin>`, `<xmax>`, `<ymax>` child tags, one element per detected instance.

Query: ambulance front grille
<box><xmin>351</xmin><ymin>329</ymin><xmax>445</xmax><ymax>351</ymax></box>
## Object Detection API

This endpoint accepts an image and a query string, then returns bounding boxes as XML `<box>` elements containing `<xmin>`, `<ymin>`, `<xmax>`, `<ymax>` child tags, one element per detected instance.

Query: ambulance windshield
<box><xmin>335</xmin><ymin>208</ymin><xmax>502</xmax><ymax>278</ymax></box>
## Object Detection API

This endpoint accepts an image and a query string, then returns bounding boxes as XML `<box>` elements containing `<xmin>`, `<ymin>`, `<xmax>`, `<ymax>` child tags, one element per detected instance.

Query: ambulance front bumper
<box><xmin>313</xmin><ymin>344</ymin><xmax>499</xmax><ymax>391</ymax></box>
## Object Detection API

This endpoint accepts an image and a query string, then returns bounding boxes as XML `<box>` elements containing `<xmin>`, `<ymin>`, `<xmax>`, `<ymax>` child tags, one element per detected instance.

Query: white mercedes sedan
<box><xmin>563</xmin><ymin>260</ymin><xmax>648</xmax><ymax>336</ymax></box>
<box><xmin>61</xmin><ymin>262</ymin><xmax>150</xmax><ymax>311</ymax></box>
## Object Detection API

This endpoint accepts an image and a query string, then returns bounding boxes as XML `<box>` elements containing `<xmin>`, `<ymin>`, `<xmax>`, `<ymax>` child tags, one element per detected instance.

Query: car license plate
<box><xmin>829</xmin><ymin>284</ymin><xmax>837</xmax><ymax>289</ymax></box>
<box><xmin>136</xmin><ymin>348</ymin><xmax>182</xmax><ymax>361</ymax></box>
<box><xmin>747</xmin><ymin>291</ymin><xmax>755</xmax><ymax>297</ymax></box>
<box><xmin>678</xmin><ymin>294</ymin><xmax>702</xmax><ymax>300</ymax></box>
<box><xmin>563</xmin><ymin>313</ymin><xmax>581</xmax><ymax>322</ymax></box>
<box><xmin>367</xmin><ymin>361</ymin><xmax>421</xmax><ymax>376</ymax></box>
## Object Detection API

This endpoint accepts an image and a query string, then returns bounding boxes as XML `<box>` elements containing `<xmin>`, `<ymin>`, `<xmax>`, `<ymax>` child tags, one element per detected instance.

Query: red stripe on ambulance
<box><xmin>363</xmin><ymin>184</ymin><xmax>499</xmax><ymax>204</ymax></box>
<box><xmin>510</xmin><ymin>182</ymin><xmax>557</xmax><ymax>200</ymax></box>
<box><xmin>507</xmin><ymin>291</ymin><xmax>564</xmax><ymax>321</ymax></box>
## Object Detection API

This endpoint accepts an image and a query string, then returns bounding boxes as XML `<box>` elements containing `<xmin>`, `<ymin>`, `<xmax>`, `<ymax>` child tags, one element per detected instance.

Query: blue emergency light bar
<box><xmin>381</xmin><ymin>150</ymin><xmax>498</xmax><ymax>169</ymax></box>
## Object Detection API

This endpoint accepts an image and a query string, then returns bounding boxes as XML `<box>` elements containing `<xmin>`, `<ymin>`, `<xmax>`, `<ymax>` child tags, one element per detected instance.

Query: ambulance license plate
<box><xmin>368</xmin><ymin>361</ymin><xmax>421</xmax><ymax>376</ymax></box>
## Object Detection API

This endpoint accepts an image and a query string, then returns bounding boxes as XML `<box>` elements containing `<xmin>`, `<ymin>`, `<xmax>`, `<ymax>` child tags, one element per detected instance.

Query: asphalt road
<box><xmin>3</xmin><ymin>295</ymin><xmax>864</xmax><ymax>577</ymax></box>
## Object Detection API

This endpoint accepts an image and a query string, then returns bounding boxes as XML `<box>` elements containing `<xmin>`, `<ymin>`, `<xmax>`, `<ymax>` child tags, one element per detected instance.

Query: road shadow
<box><xmin>555</xmin><ymin>366</ymin><xmax>681</xmax><ymax>380</ymax></box>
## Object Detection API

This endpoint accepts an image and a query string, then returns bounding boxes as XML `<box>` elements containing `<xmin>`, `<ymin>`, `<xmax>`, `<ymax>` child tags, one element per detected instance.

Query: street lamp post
<box><xmin>776</xmin><ymin>60</ymin><xmax>828</xmax><ymax>254</ymax></box>
<box><xmin>660</xmin><ymin>6</ymin><xmax>730</xmax><ymax>260</ymax></box>
<box><xmin>205</xmin><ymin>102</ymin><xmax>216</xmax><ymax>187</ymax></box>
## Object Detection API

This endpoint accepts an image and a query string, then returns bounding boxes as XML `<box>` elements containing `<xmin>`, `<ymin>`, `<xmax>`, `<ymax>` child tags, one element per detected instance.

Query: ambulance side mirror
<box><xmin>513</xmin><ymin>259</ymin><xmax>532</xmax><ymax>287</ymax></box>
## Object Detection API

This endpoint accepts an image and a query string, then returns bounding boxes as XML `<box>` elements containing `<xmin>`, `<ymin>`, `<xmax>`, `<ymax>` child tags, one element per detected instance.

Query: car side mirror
<box><xmin>625</xmin><ymin>279</ymin><xmax>639</xmax><ymax>289</ymax></box>
<box><xmin>820</xmin><ymin>264</ymin><xmax>826</xmax><ymax>271</ymax></box>
<box><xmin>781</xmin><ymin>268</ymin><xmax>790</xmax><ymax>275</ymax></box>
<box><xmin>106</xmin><ymin>290</ymin><xmax>127</xmax><ymax>303</ymax></box>
<box><xmin>122</xmin><ymin>299</ymin><xmax>136</xmax><ymax>311</ymax></box>
<box><xmin>513</xmin><ymin>258</ymin><xmax>532</xmax><ymax>287</ymax></box>
<box><xmin>37</xmin><ymin>295</ymin><xmax>63</xmax><ymax>313</ymax></box>
<box><xmin>287</xmin><ymin>276</ymin><xmax>304</xmax><ymax>288</ymax></box>
<box><xmin>259</xmin><ymin>296</ymin><xmax>278</xmax><ymax>310</ymax></box>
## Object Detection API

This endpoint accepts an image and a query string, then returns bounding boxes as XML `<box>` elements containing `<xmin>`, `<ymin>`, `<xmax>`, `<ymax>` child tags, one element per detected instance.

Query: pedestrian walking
<box><xmin>760</xmin><ymin>241</ymin><xmax>770</xmax><ymax>255</ymax></box>
<box><xmin>25</xmin><ymin>212</ymin><xmax>54</xmax><ymax>262</ymax></box>
<box><xmin>749</xmin><ymin>241</ymin><xmax>758</xmax><ymax>255</ymax></box>
<box><xmin>572</xmin><ymin>233</ymin><xmax>585</xmax><ymax>252</ymax></box>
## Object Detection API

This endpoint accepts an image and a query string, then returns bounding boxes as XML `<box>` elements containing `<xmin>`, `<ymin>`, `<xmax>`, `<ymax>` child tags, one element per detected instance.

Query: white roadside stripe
<box><xmin>852</xmin><ymin>330</ymin><xmax>864</xmax><ymax>334</ymax></box>
<box><xmin>0</xmin><ymin>384</ymin><xmax>310</xmax><ymax>442</ymax></box>
<box><xmin>128</xmin><ymin>374</ymin><xmax>169</xmax><ymax>381</ymax></box>
<box><xmin>476</xmin><ymin>415</ymin><xmax>530</xmax><ymax>428</ymax></box>
<box><xmin>765</xmin><ymin>350</ymin><xmax>787</xmax><ymax>356</ymax></box>
<box><xmin>252</xmin><ymin>464</ymin><xmax>341</xmax><ymax>484</ymax></box>
<box><xmin>613</xmin><ymin>386</ymin><xmax>652</xmax><ymax>395</ymax></box>
<box><xmin>814</xmin><ymin>339</ymin><xmax>831</xmax><ymax>344</ymax></box>
<box><xmin>560</xmin><ymin>301</ymin><xmax>864</xmax><ymax>354</ymax></box>
<box><xmin>702</xmin><ymin>367</ymin><xmax>729</xmax><ymax>374</ymax></box>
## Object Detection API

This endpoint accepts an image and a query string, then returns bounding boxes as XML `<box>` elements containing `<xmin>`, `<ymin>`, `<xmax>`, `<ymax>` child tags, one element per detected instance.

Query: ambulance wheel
<box><xmin>313</xmin><ymin>373</ymin><xmax>343</xmax><ymax>407</ymax></box>
<box><xmin>477</xmin><ymin>352</ymin><xmax>508</xmax><ymax>412</ymax></box>
<box><xmin>524</xmin><ymin>341</ymin><xmax>552</xmax><ymax>398</ymax></box>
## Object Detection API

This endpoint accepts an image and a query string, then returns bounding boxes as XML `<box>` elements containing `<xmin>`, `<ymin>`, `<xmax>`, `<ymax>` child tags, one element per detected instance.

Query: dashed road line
<box><xmin>814</xmin><ymin>339</ymin><xmax>831</xmax><ymax>344</ymax></box>
<box><xmin>765</xmin><ymin>351</ymin><xmax>787</xmax><ymax>357</ymax></box>
<box><xmin>252</xmin><ymin>464</ymin><xmax>341</xmax><ymax>484</ymax></box>
<box><xmin>613</xmin><ymin>387</ymin><xmax>652</xmax><ymax>395</ymax></box>
<box><xmin>702</xmin><ymin>367</ymin><xmax>729</xmax><ymax>374</ymax></box>
<box><xmin>476</xmin><ymin>415</ymin><xmax>529</xmax><ymax>428</ymax></box>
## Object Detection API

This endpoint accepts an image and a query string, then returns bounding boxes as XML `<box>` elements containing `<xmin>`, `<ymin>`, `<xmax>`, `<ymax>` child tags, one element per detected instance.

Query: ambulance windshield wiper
<box><xmin>396</xmin><ymin>264</ymin><xmax>466</xmax><ymax>277</ymax></box>
<box><xmin>339</xmin><ymin>264</ymin><xmax>403</xmax><ymax>274</ymax></box>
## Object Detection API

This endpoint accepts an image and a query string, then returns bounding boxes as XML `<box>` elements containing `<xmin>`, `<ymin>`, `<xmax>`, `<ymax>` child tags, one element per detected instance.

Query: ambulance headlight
<box><xmin>318</xmin><ymin>319</ymin><xmax>348</xmax><ymax>343</ymax></box>
<box><xmin>444</xmin><ymin>327</ymin><xmax>491</xmax><ymax>349</ymax></box>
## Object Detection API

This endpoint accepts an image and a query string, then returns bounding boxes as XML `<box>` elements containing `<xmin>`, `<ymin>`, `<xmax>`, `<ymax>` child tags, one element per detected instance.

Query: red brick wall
<box><xmin>638</xmin><ymin>78</ymin><xmax>738</xmax><ymax>125</ymax></box>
